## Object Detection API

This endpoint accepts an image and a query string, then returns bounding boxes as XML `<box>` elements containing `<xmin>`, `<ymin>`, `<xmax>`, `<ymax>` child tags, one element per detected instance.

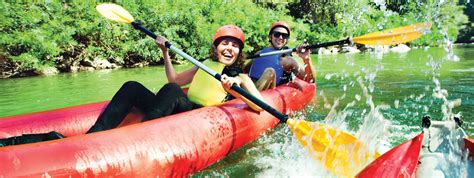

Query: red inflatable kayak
<box><xmin>356</xmin><ymin>132</ymin><xmax>424</xmax><ymax>178</ymax></box>
<box><xmin>465</xmin><ymin>138</ymin><xmax>474</xmax><ymax>157</ymax></box>
<box><xmin>0</xmin><ymin>79</ymin><xmax>315</xmax><ymax>177</ymax></box>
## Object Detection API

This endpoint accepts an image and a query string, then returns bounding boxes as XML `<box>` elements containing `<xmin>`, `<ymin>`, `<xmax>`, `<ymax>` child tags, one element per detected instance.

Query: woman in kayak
<box><xmin>0</xmin><ymin>25</ymin><xmax>263</xmax><ymax>146</ymax></box>
<box><xmin>247</xmin><ymin>21</ymin><xmax>316</xmax><ymax>91</ymax></box>
<box><xmin>87</xmin><ymin>24</ymin><xmax>263</xmax><ymax>133</ymax></box>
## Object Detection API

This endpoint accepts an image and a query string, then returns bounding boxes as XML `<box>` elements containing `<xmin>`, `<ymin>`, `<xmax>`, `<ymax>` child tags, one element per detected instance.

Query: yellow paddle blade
<box><xmin>96</xmin><ymin>3</ymin><xmax>134</xmax><ymax>24</ymax></box>
<box><xmin>352</xmin><ymin>22</ymin><xmax>432</xmax><ymax>46</ymax></box>
<box><xmin>287</xmin><ymin>119</ymin><xmax>380</xmax><ymax>177</ymax></box>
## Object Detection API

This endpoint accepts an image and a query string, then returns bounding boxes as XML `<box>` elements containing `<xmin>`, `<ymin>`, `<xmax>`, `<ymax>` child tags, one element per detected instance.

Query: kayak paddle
<box><xmin>290</xmin><ymin>121</ymin><xmax>381</xmax><ymax>177</ymax></box>
<box><xmin>247</xmin><ymin>22</ymin><xmax>432</xmax><ymax>58</ymax></box>
<box><xmin>96</xmin><ymin>3</ymin><xmax>379</xmax><ymax>176</ymax></box>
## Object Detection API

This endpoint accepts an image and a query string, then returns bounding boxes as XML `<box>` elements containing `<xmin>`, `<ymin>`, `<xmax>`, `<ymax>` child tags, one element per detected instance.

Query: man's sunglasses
<box><xmin>272</xmin><ymin>32</ymin><xmax>289</xmax><ymax>39</ymax></box>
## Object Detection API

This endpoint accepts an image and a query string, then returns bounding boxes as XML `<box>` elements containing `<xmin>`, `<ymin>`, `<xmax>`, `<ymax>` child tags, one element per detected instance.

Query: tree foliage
<box><xmin>0</xmin><ymin>1</ymin><xmax>469</xmax><ymax>78</ymax></box>
<box><xmin>1</xmin><ymin>1</ymin><xmax>308</xmax><ymax>77</ymax></box>
<box><xmin>282</xmin><ymin>0</ymin><xmax>469</xmax><ymax>46</ymax></box>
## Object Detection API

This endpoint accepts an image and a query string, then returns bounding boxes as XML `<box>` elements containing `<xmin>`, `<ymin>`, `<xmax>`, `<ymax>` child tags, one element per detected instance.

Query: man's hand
<box><xmin>296</xmin><ymin>43</ymin><xmax>311</xmax><ymax>61</ymax></box>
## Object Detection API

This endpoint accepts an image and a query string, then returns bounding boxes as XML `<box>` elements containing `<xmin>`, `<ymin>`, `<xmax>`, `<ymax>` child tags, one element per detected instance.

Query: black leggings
<box><xmin>87</xmin><ymin>81</ymin><xmax>196</xmax><ymax>133</ymax></box>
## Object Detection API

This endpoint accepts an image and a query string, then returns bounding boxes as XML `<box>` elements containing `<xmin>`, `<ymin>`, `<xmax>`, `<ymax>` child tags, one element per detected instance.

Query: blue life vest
<box><xmin>249</xmin><ymin>47</ymin><xmax>285</xmax><ymax>85</ymax></box>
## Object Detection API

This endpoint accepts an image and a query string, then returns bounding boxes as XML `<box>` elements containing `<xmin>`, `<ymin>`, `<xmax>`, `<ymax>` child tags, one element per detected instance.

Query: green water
<box><xmin>1</xmin><ymin>46</ymin><xmax>473</xmax><ymax>176</ymax></box>
<box><xmin>193</xmin><ymin>46</ymin><xmax>474</xmax><ymax>177</ymax></box>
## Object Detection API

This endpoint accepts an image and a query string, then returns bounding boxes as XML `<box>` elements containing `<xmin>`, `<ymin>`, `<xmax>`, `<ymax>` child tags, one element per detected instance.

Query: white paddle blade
<box><xmin>96</xmin><ymin>3</ymin><xmax>134</xmax><ymax>24</ymax></box>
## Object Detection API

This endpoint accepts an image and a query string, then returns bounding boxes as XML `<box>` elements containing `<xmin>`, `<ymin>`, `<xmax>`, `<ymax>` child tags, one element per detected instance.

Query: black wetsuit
<box><xmin>88</xmin><ymin>66</ymin><xmax>243</xmax><ymax>133</ymax></box>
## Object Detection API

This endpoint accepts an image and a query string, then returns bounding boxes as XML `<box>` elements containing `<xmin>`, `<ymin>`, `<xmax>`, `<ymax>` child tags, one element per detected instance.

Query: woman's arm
<box><xmin>221</xmin><ymin>74</ymin><xmax>264</xmax><ymax>112</ymax></box>
<box><xmin>155</xmin><ymin>36</ymin><xmax>198</xmax><ymax>86</ymax></box>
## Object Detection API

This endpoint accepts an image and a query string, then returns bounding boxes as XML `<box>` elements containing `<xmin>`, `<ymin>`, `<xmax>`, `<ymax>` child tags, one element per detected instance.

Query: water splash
<box><xmin>414</xmin><ymin>17</ymin><xmax>471</xmax><ymax>176</ymax></box>
<box><xmin>432</xmin><ymin>3</ymin><xmax>460</xmax><ymax>62</ymax></box>
<box><xmin>253</xmin><ymin>125</ymin><xmax>331</xmax><ymax>177</ymax></box>
<box><xmin>355</xmin><ymin>75</ymin><xmax>391</xmax><ymax>153</ymax></box>
<box><xmin>314</xmin><ymin>55</ymin><xmax>390</xmax><ymax>176</ymax></box>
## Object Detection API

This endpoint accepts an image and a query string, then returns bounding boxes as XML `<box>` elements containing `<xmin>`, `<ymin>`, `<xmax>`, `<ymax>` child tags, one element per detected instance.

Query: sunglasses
<box><xmin>272</xmin><ymin>32</ymin><xmax>289</xmax><ymax>39</ymax></box>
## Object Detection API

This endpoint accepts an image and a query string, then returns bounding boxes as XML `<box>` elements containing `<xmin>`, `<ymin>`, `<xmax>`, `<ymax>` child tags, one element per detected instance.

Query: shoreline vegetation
<box><xmin>1</xmin><ymin>1</ymin><xmax>472</xmax><ymax>78</ymax></box>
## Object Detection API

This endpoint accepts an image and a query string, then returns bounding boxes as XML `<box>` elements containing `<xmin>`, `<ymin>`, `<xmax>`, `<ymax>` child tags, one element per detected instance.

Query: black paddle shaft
<box><xmin>229</xmin><ymin>83</ymin><xmax>288</xmax><ymax>122</ymax></box>
<box><xmin>306</xmin><ymin>37</ymin><xmax>351</xmax><ymax>50</ymax></box>
<box><xmin>131</xmin><ymin>21</ymin><xmax>157</xmax><ymax>39</ymax></box>
<box><xmin>129</xmin><ymin>21</ymin><xmax>289</xmax><ymax>123</ymax></box>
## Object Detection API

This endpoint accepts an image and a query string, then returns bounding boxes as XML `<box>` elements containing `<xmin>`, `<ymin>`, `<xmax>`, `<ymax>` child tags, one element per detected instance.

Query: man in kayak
<box><xmin>247</xmin><ymin>21</ymin><xmax>316</xmax><ymax>91</ymax></box>
<box><xmin>0</xmin><ymin>25</ymin><xmax>263</xmax><ymax>146</ymax></box>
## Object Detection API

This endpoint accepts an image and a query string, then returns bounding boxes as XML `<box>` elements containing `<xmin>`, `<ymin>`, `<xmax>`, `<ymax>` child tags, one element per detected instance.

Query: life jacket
<box><xmin>187</xmin><ymin>60</ymin><xmax>227</xmax><ymax>106</ymax></box>
<box><xmin>249</xmin><ymin>47</ymin><xmax>285</xmax><ymax>85</ymax></box>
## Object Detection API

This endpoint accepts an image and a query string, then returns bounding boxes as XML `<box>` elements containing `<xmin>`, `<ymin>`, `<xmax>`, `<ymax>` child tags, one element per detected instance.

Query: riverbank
<box><xmin>3</xmin><ymin>43</ymin><xmax>471</xmax><ymax>79</ymax></box>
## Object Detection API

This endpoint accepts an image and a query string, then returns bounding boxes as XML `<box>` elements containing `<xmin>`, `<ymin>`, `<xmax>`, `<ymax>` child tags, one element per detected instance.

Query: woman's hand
<box><xmin>296</xmin><ymin>43</ymin><xmax>311</xmax><ymax>61</ymax></box>
<box><xmin>155</xmin><ymin>35</ymin><xmax>168</xmax><ymax>52</ymax></box>
<box><xmin>221</xmin><ymin>74</ymin><xmax>241</xmax><ymax>90</ymax></box>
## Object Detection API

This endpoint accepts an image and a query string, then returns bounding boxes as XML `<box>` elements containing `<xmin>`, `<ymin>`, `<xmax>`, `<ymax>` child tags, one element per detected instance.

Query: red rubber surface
<box><xmin>356</xmin><ymin>132</ymin><xmax>424</xmax><ymax>178</ymax></box>
<box><xmin>0</xmin><ymin>79</ymin><xmax>315</xmax><ymax>177</ymax></box>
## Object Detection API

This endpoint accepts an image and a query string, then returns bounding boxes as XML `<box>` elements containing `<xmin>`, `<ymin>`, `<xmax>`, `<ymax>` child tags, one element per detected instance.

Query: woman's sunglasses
<box><xmin>272</xmin><ymin>32</ymin><xmax>289</xmax><ymax>39</ymax></box>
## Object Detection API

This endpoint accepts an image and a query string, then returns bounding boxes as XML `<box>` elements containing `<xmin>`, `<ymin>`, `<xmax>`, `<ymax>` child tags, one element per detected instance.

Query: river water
<box><xmin>0</xmin><ymin>46</ymin><xmax>473</xmax><ymax>177</ymax></box>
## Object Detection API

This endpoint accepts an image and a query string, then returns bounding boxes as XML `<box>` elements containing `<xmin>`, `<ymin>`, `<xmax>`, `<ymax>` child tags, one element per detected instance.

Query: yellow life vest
<box><xmin>187</xmin><ymin>60</ymin><xmax>227</xmax><ymax>106</ymax></box>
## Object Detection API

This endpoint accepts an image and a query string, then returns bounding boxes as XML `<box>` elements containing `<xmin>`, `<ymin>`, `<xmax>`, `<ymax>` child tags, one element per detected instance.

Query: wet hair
<box><xmin>210</xmin><ymin>37</ymin><xmax>245</xmax><ymax>69</ymax></box>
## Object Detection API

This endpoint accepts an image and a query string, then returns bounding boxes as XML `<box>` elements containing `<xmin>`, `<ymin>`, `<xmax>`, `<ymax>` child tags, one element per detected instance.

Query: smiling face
<box><xmin>270</xmin><ymin>27</ymin><xmax>289</xmax><ymax>50</ymax></box>
<box><xmin>215</xmin><ymin>37</ymin><xmax>242</xmax><ymax>66</ymax></box>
